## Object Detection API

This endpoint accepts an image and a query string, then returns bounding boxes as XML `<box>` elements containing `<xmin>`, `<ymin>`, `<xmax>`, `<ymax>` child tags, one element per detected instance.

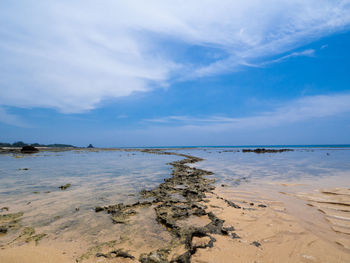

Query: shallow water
<box><xmin>176</xmin><ymin>147</ymin><xmax>350</xmax><ymax>253</ymax></box>
<box><xmin>174</xmin><ymin>147</ymin><xmax>350</xmax><ymax>186</ymax></box>
<box><xmin>0</xmin><ymin>150</ymin><xmax>179</xmax><ymax>198</ymax></box>
<box><xmin>1</xmin><ymin>147</ymin><xmax>350</xmax><ymax>261</ymax></box>
<box><xmin>0</xmin><ymin>149</ymin><xmax>180</xmax><ymax>249</ymax></box>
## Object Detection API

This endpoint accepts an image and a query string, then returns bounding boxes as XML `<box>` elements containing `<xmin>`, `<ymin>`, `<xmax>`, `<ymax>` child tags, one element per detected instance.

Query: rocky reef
<box><xmin>95</xmin><ymin>150</ymin><xmax>240</xmax><ymax>262</ymax></box>
<box><xmin>242</xmin><ymin>148</ymin><xmax>293</xmax><ymax>153</ymax></box>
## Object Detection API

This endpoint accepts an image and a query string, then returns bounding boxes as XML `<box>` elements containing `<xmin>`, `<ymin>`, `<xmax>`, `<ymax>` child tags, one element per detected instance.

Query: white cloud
<box><xmin>0</xmin><ymin>0</ymin><xmax>350</xmax><ymax>112</ymax></box>
<box><xmin>260</xmin><ymin>49</ymin><xmax>316</xmax><ymax>66</ymax></box>
<box><xmin>145</xmin><ymin>93</ymin><xmax>350</xmax><ymax>130</ymax></box>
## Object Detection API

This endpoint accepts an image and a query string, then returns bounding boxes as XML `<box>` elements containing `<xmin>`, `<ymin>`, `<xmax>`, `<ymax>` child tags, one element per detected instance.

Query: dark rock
<box><xmin>96</xmin><ymin>249</ymin><xmax>135</xmax><ymax>260</ymax></box>
<box><xmin>97</xmin><ymin>150</ymin><xmax>238</xmax><ymax>263</ymax></box>
<box><xmin>258</xmin><ymin>204</ymin><xmax>267</xmax><ymax>208</ymax></box>
<box><xmin>58</xmin><ymin>184</ymin><xmax>71</xmax><ymax>190</ymax></box>
<box><xmin>231</xmin><ymin>232</ymin><xmax>240</xmax><ymax>239</ymax></box>
<box><xmin>224</xmin><ymin>199</ymin><xmax>241</xmax><ymax>209</ymax></box>
<box><xmin>171</xmin><ymin>251</ymin><xmax>191</xmax><ymax>263</ymax></box>
<box><xmin>20</xmin><ymin>146</ymin><xmax>39</xmax><ymax>154</ymax></box>
<box><xmin>242</xmin><ymin>148</ymin><xmax>293</xmax><ymax>154</ymax></box>
<box><xmin>95</xmin><ymin>206</ymin><xmax>104</xmax><ymax>212</ymax></box>
<box><xmin>95</xmin><ymin>253</ymin><xmax>107</xmax><ymax>258</ymax></box>
<box><xmin>0</xmin><ymin>226</ymin><xmax>8</xmax><ymax>234</ymax></box>
<box><xmin>87</xmin><ymin>144</ymin><xmax>94</xmax><ymax>148</ymax></box>
<box><xmin>251</xmin><ymin>241</ymin><xmax>261</xmax><ymax>247</ymax></box>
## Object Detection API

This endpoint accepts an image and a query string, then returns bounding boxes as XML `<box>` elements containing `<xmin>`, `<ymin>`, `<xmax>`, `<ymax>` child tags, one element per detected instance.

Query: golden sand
<box><xmin>191</xmin><ymin>186</ymin><xmax>350</xmax><ymax>263</ymax></box>
<box><xmin>2</xmin><ymin>183</ymin><xmax>350</xmax><ymax>262</ymax></box>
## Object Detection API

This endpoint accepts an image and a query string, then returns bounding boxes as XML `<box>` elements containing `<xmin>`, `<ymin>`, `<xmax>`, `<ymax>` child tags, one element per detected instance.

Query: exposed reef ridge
<box><xmin>95</xmin><ymin>149</ymin><xmax>240</xmax><ymax>262</ymax></box>
<box><xmin>242</xmin><ymin>148</ymin><xmax>293</xmax><ymax>153</ymax></box>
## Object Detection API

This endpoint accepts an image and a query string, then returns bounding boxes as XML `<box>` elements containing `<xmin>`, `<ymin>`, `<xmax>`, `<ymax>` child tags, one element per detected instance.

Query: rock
<box><xmin>0</xmin><ymin>207</ymin><xmax>9</xmax><ymax>212</ymax></box>
<box><xmin>139</xmin><ymin>249</ymin><xmax>169</xmax><ymax>263</ymax></box>
<box><xmin>0</xmin><ymin>212</ymin><xmax>24</xmax><ymax>222</ymax></box>
<box><xmin>251</xmin><ymin>241</ymin><xmax>261</xmax><ymax>247</ymax></box>
<box><xmin>87</xmin><ymin>144</ymin><xmax>94</xmax><ymax>148</ymax></box>
<box><xmin>231</xmin><ymin>233</ymin><xmax>240</xmax><ymax>239</ymax></box>
<box><xmin>192</xmin><ymin>236</ymin><xmax>211</xmax><ymax>248</ymax></box>
<box><xmin>97</xmin><ymin>150</ymin><xmax>237</xmax><ymax>263</ymax></box>
<box><xmin>96</xmin><ymin>249</ymin><xmax>135</xmax><ymax>260</ymax></box>
<box><xmin>242</xmin><ymin>148</ymin><xmax>293</xmax><ymax>154</ymax></box>
<box><xmin>0</xmin><ymin>226</ymin><xmax>8</xmax><ymax>234</ymax></box>
<box><xmin>20</xmin><ymin>146</ymin><xmax>39</xmax><ymax>154</ymax></box>
<box><xmin>224</xmin><ymin>199</ymin><xmax>241</xmax><ymax>209</ymax></box>
<box><xmin>58</xmin><ymin>184</ymin><xmax>71</xmax><ymax>190</ymax></box>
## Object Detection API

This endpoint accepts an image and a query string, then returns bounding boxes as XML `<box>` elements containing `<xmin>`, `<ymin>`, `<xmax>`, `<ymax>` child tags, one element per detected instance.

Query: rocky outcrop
<box><xmin>20</xmin><ymin>146</ymin><xmax>39</xmax><ymax>154</ymax></box>
<box><xmin>95</xmin><ymin>150</ymin><xmax>238</xmax><ymax>262</ymax></box>
<box><xmin>242</xmin><ymin>148</ymin><xmax>293</xmax><ymax>153</ymax></box>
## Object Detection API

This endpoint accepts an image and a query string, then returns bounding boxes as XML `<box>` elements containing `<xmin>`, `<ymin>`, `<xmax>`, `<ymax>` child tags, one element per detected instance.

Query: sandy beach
<box><xmin>1</xmin><ymin>148</ymin><xmax>350</xmax><ymax>262</ymax></box>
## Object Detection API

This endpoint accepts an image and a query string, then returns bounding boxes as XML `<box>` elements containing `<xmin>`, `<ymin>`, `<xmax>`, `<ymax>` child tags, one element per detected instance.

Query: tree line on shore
<box><xmin>0</xmin><ymin>141</ymin><xmax>75</xmax><ymax>148</ymax></box>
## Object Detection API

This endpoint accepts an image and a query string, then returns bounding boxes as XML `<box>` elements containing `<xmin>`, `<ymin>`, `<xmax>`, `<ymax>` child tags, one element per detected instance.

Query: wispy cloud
<box><xmin>145</xmin><ymin>115</ymin><xmax>235</xmax><ymax>124</ymax></box>
<box><xmin>145</xmin><ymin>93</ymin><xmax>350</xmax><ymax>130</ymax></box>
<box><xmin>0</xmin><ymin>1</ymin><xmax>350</xmax><ymax>112</ymax></box>
<box><xmin>262</xmin><ymin>49</ymin><xmax>315</xmax><ymax>66</ymax></box>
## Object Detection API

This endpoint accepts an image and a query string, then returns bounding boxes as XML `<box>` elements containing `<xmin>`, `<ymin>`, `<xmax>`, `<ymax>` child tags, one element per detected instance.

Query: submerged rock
<box><xmin>0</xmin><ymin>212</ymin><xmax>24</xmax><ymax>222</ymax></box>
<box><xmin>0</xmin><ymin>207</ymin><xmax>9</xmax><ymax>212</ymax></box>
<box><xmin>58</xmin><ymin>183</ymin><xmax>71</xmax><ymax>190</ymax></box>
<box><xmin>20</xmin><ymin>146</ymin><xmax>39</xmax><ymax>154</ymax></box>
<box><xmin>242</xmin><ymin>148</ymin><xmax>293</xmax><ymax>153</ymax></box>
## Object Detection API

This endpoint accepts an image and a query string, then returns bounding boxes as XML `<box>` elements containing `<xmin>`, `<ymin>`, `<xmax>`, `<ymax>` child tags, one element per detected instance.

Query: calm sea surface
<box><xmin>1</xmin><ymin>147</ymin><xmax>350</xmax><ymax>248</ymax></box>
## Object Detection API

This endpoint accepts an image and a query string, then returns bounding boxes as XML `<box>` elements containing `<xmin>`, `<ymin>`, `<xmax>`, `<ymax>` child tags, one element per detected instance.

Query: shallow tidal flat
<box><xmin>1</xmin><ymin>148</ymin><xmax>350</xmax><ymax>262</ymax></box>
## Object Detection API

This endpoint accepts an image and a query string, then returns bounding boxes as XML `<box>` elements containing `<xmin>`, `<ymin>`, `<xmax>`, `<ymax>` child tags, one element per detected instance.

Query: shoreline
<box><xmin>1</xmin><ymin>149</ymin><xmax>350</xmax><ymax>262</ymax></box>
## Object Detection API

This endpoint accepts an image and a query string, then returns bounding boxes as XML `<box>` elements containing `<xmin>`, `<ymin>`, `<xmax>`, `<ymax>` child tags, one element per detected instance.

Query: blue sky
<box><xmin>1</xmin><ymin>0</ymin><xmax>350</xmax><ymax>147</ymax></box>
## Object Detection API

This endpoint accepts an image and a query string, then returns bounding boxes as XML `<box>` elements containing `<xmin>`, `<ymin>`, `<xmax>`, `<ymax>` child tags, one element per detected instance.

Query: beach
<box><xmin>1</xmin><ymin>147</ymin><xmax>350</xmax><ymax>262</ymax></box>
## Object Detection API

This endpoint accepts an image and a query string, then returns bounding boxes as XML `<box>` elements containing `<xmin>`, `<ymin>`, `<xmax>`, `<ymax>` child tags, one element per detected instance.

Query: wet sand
<box><xmin>1</xmin><ymin>148</ymin><xmax>350</xmax><ymax>262</ymax></box>
<box><xmin>191</xmin><ymin>187</ymin><xmax>350</xmax><ymax>262</ymax></box>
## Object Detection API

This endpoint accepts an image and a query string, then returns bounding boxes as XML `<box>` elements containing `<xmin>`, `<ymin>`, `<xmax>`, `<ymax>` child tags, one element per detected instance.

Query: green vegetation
<box><xmin>0</xmin><ymin>212</ymin><xmax>24</xmax><ymax>223</ymax></box>
<box><xmin>0</xmin><ymin>141</ymin><xmax>76</xmax><ymax>148</ymax></box>
<box><xmin>11</xmin><ymin>226</ymin><xmax>47</xmax><ymax>245</ymax></box>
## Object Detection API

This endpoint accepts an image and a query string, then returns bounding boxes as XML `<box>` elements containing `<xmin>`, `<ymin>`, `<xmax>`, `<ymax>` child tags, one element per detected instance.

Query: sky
<box><xmin>1</xmin><ymin>0</ymin><xmax>350</xmax><ymax>147</ymax></box>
